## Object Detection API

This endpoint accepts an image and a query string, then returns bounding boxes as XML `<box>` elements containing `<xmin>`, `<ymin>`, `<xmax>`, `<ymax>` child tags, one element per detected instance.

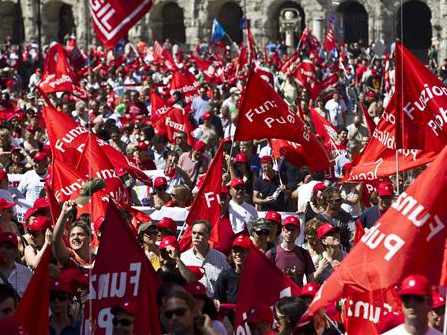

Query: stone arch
<box><xmin>336</xmin><ymin>1</ymin><xmax>368</xmax><ymax>45</ymax></box>
<box><xmin>149</xmin><ymin>1</ymin><xmax>186</xmax><ymax>44</ymax></box>
<box><xmin>265</xmin><ymin>0</ymin><xmax>305</xmax><ymax>45</ymax></box>
<box><xmin>42</xmin><ymin>1</ymin><xmax>76</xmax><ymax>43</ymax></box>
<box><xmin>0</xmin><ymin>1</ymin><xmax>24</xmax><ymax>44</ymax></box>
<box><xmin>396</xmin><ymin>0</ymin><xmax>432</xmax><ymax>50</ymax></box>
<box><xmin>217</xmin><ymin>2</ymin><xmax>243</xmax><ymax>44</ymax></box>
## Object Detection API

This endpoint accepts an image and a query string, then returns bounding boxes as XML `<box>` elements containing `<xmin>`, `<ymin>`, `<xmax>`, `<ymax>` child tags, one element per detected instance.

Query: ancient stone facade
<box><xmin>1</xmin><ymin>0</ymin><xmax>446</xmax><ymax>58</ymax></box>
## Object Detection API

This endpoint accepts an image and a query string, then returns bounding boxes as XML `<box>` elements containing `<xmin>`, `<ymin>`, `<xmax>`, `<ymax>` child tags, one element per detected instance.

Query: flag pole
<box><xmin>395</xmin><ymin>150</ymin><xmax>400</xmax><ymax>194</ymax></box>
<box><xmin>443</xmin><ymin>286</ymin><xmax>447</xmax><ymax>335</ymax></box>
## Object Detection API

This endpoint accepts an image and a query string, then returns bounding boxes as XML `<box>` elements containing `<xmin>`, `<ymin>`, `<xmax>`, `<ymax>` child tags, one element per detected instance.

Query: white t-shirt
<box><xmin>296</xmin><ymin>180</ymin><xmax>319</xmax><ymax>214</ymax></box>
<box><xmin>17</xmin><ymin>170</ymin><xmax>46</xmax><ymax>204</ymax></box>
<box><xmin>382</xmin><ymin>324</ymin><xmax>442</xmax><ymax>335</ymax></box>
<box><xmin>228</xmin><ymin>200</ymin><xmax>258</xmax><ymax>234</ymax></box>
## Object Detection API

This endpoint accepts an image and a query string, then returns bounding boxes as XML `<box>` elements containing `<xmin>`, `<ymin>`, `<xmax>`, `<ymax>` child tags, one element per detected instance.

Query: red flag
<box><xmin>306</xmin><ymin>143</ymin><xmax>447</xmax><ymax>317</ymax></box>
<box><xmin>235</xmin><ymin>247</ymin><xmax>301</xmax><ymax>330</ymax></box>
<box><xmin>153</xmin><ymin>41</ymin><xmax>177</xmax><ymax>70</ymax></box>
<box><xmin>345</xmin><ymin>94</ymin><xmax>437</xmax><ymax>182</ymax></box>
<box><xmin>293</xmin><ymin>60</ymin><xmax>317</xmax><ymax>89</ymax></box>
<box><xmin>179</xmin><ymin>142</ymin><xmax>224</xmax><ymax>251</ymax></box>
<box><xmin>39</xmin><ymin>43</ymin><xmax>85</xmax><ymax>96</ymax></box>
<box><xmin>323</xmin><ymin>22</ymin><xmax>337</xmax><ymax>52</ymax></box>
<box><xmin>155</xmin><ymin>105</ymin><xmax>194</xmax><ymax>145</ymax></box>
<box><xmin>394</xmin><ymin>42</ymin><xmax>447</xmax><ymax>151</ymax></box>
<box><xmin>341</xmin><ymin>287</ymin><xmax>401</xmax><ymax>335</ymax></box>
<box><xmin>169</xmin><ymin>69</ymin><xmax>200</xmax><ymax>104</ymax></box>
<box><xmin>299</xmin><ymin>27</ymin><xmax>320</xmax><ymax>53</ymax></box>
<box><xmin>271</xmin><ymin>139</ymin><xmax>330</xmax><ymax>172</ymax></box>
<box><xmin>310</xmin><ymin>109</ymin><xmax>339</xmax><ymax>149</ymax></box>
<box><xmin>236</xmin><ymin>71</ymin><xmax>330</xmax><ymax>170</ymax></box>
<box><xmin>150</xmin><ymin>91</ymin><xmax>170</xmax><ymax>123</ymax></box>
<box><xmin>90</xmin><ymin>0</ymin><xmax>153</xmax><ymax>49</ymax></box>
<box><xmin>82</xmin><ymin>202</ymin><xmax>160</xmax><ymax>335</ymax></box>
<box><xmin>359</xmin><ymin>101</ymin><xmax>376</xmax><ymax>135</ymax></box>
<box><xmin>15</xmin><ymin>246</ymin><xmax>51</xmax><ymax>335</ymax></box>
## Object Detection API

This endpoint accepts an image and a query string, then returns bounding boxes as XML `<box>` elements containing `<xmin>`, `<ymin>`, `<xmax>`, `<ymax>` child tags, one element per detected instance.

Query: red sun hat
<box><xmin>153</xmin><ymin>176</ymin><xmax>167</xmax><ymax>189</ymax></box>
<box><xmin>50</xmin><ymin>280</ymin><xmax>73</xmax><ymax>294</ymax></box>
<box><xmin>33</xmin><ymin>197</ymin><xmax>49</xmax><ymax>209</ymax></box>
<box><xmin>27</xmin><ymin>216</ymin><xmax>51</xmax><ymax>233</ymax></box>
<box><xmin>232</xmin><ymin>235</ymin><xmax>252</xmax><ymax>249</ymax></box>
<box><xmin>229</xmin><ymin>177</ymin><xmax>244</xmax><ymax>189</ymax></box>
<box><xmin>377</xmin><ymin>180</ymin><xmax>394</xmax><ymax>197</ymax></box>
<box><xmin>398</xmin><ymin>274</ymin><xmax>431</xmax><ymax>297</ymax></box>
<box><xmin>264</xmin><ymin>210</ymin><xmax>281</xmax><ymax>225</ymax></box>
<box><xmin>33</xmin><ymin>151</ymin><xmax>48</xmax><ymax>162</ymax></box>
<box><xmin>313</xmin><ymin>182</ymin><xmax>326</xmax><ymax>192</ymax></box>
<box><xmin>234</xmin><ymin>152</ymin><xmax>248</xmax><ymax>164</ymax></box>
<box><xmin>157</xmin><ymin>217</ymin><xmax>177</xmax><ymax>234</ymax></box>
<box><xmin>283</xmin><ymin>215</ymin><xmax>300</xmax><ymax>227</ymax></box>
<box><xmin>301</xmin><ymin>282</ymin><xmax>320</xmax><ymax>298</ymax></box>
<box><xmin>159</xmin><ymin>235</ymin><xmax>179</xmax><ymax>250</ymax></box>
<box><xmin>248</xmin><ymin>304</ymin><xmax>273</xmax><ymax>325</ymax></box>
<box><xmin>316</xmin><ymin>223</ymin><xmax>337</xmax><ymax>240</ymax></box>
<box><xmin>0</xmin><ymin>198</ymin><xmax>15</xmax><ymax>209</ymax></box>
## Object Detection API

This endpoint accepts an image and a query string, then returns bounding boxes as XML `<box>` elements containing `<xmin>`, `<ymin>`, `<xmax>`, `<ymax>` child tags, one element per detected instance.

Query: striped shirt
<box><xmin>181</xmin><ymin>247</ymin><xmax>230</xmax><ymax>297</ymax></box>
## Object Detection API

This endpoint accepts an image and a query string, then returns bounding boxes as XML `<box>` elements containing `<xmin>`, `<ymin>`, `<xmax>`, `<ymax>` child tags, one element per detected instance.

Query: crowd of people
<box><xmin>0</xmin><ymin>31</ymin><xmax>445</xmax><ymax>335</ymax></box>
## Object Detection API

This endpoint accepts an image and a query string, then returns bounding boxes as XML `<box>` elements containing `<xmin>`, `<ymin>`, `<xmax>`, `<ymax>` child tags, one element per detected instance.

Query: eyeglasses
<box><xmin>255</xmin><ymin>229</ymin><xmax>270</xmax><ymax>236</ymax></box>
<box><xmin>112</xmin><ymin>317</ymin><xmax>133</xmax><ymax>327</ymax></box>
<box><xmin>50</xmin><ymin>293</ymin><xmax>69</xmax><ymax>302</ymax></box>
<box><xmin>164</xmin><ymin>307</ymin><xmax>188</xmax><ymax>319</ymax></box>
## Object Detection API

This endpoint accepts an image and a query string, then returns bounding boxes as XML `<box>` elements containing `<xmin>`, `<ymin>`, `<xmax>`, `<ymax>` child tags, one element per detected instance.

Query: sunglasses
<box><xmin>112</xmin><ymin>318</ymin><xmax>133</xmax><ymax>327</ymax></box>
<box><xmin>164</xmin><ymin>307</ymin><xmax>188</xmax><ymax>319</ymax></box>
<box><xmin>50</xmin><ymin>293</ymin><xmax>69</xmax><ymax>302</ymax></box>
<box><xmin>401</xmin><ymin>295</ymin><xmax>427</xmax><ymax>305</ymax></box>
<box><xmin>234</xmin><ymin>186</ymin><xmax>244</xmax><ymax>191</ymax></box>
<box><xmin>255</xmin><ymin>229</ymin><xmax>270</xmax><ymax>236</ymax></box>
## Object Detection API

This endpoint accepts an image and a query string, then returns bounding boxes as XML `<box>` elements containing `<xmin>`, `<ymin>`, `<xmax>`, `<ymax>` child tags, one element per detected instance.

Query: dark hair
<box><xmin>69</xmin><ymin>220</ymin><xmax>91</xmax><ymax>238</ymax></box>
<box><xmin>164</xmin><ymin>288</ymin><xmax>195</xmax><ymax>310</ymax></box>
<box><xmin>275</xmin><ymin>296</ymin><xmax>307</xmax><ymax>334</ymax></box>
<box><xmin>0</xmin><ymin>283</ymin><xmax>19</xmax><ymax>305</ymax></box>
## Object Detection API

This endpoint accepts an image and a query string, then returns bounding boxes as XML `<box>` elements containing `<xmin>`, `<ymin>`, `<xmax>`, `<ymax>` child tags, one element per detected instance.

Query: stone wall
<box><xmin>1</xmin><ymin>0</ymin><xmax>445</xmax><ymax>58</ymax></box>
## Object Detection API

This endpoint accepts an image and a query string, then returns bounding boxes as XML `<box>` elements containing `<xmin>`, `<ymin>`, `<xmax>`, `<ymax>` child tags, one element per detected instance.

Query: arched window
<box><xmin>162</xmin><ymin>2</ymin><xmax>186</xmax><ymax>44</ymax></box>
<box><xmin>217</xmin><ymin>2</ymin><xmax>243</xmax><ymax>44</ymax></box>
<box><xmin>336</xmin><ymin>1</ymin><xmax>368</xmax><ymax>44</ymax></box>
<box><xmin>396</xmin><ymin>0</ymin><xmax>432</xmax><ymax>50</ymax></box>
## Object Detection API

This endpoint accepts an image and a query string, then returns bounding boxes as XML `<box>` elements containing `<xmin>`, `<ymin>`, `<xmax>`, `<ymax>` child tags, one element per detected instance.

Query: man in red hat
<box><xmin>428</xmin><ymin>289</ymin><xmax>445</xmax><ymax>332</ymax></box>
<box><xmin>266</xmin><ymin>215</ymin><xmax>315</xmax><ymax>285</ymax></box>
<box><xmin>253</xmin><ymin>155</ymin><xmax>284</xmax><ymax>211</ymax></box>
<box><xmin>0</xmin><ymin>232</ymin><xmax>32</xmax><ymax>297</ymax></box>
<box><xmin>228</xmin><ymin>177</ymin><xmax>257</xmax><ymax>234</ymax></box>
<box><xmin>111</xmin><ymin>301</ymin><xmax>136</xmax><ymax>335</ymax></box>
<box><xmin>358</xmin><ymin>179</ymin><xmax>394</xmax><ymax>229</ymax></box>
<box><xmin>178</xmin><ymin>140</ymin><xmax>209</xmax><ymax>181</ymax></box>
<box><xmin>383</xmin><ymin>274</ymin><xmax>442</xmax><ymax>334</ymax></box>
<box><xmin>0</xmin><ymin>198</ymin><xmax>17</xmax><ymax>234</ymax></box>
<box><xmin>17</xmin><ymin>151</ymin><xmax>48</xmax><ymax>203</ymax></box>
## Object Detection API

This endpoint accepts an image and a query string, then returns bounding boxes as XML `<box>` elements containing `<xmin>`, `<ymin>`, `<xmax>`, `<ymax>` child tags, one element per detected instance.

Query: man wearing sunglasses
<box><xmin>383</xmin><ymin>274</ymin><xmax>442</xmax><ymax>334</ymax></box>
<box><xmin>228</xmin><ymin>177</ymin><xmax>257</xmax><ymax>234</ymax></box>
<box><xmin>249</xmin><ymin>218</ymin><xmax>272</xmax><ymax>252</ymax></box>
<box><xmin>111</xmin><ymin>301</ymin><xmax>136</xmax><ymax>335</ymax></box>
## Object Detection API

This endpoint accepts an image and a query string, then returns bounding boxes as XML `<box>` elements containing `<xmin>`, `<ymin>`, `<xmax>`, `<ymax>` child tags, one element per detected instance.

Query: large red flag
<box><xmin>153</xmin><ymin>41</ymin><xmax>177</xmax><ymax>70</ymax></box>
<box><xmin>359</xmin><ymin>101</ymin><xmax>376</xmax><ymax>135</ymax></box>
<box><xmin>150</xmin><ymin>91</ymin><xmax>170</xmax><ymax>124</ymax></box>
<box><xmin>155</xmin><ymin>105</ymin><xmax>194</xmax><ymax>145</ymax></box>
<box><xmin>394</xmin><ymin>42</ymin><xmax>447</xmax><ymax>151</ymax></box>
<box><xmin>15</xmin><ymin>246</ymin><xmax>51</xmax><ymax>335</ymax></box>
<box><xmin>39</xmin><ymin>43</ymin><xmax>85</xmax><ymax>96</ymax></box>
<box><xmin>345</xmin><ymin>94</ymin><xmax>437</xmax><ymax>182</ymax></box>
<box><xmin>309</xmin><ymin>109</ymin><xmax>338</xmax><ymax>150</ymax></box>
<box><xmin>82</xmin><ymin>202</ymin><xmax>160</xmax><ymax>335</ymax></box>
<box><xmin>235</xmin><ymin>247</ymin><xmax>301</xmax><ymax>331</ymax></box>
<box><xmin>235</xmin><ymin>71</ymin><xmax>330</xmax><ymax>170</ymax></box>
<box><xmin>323</xmin><ymin>22</ymin><xmax>337</xmax><ymax>52</ymax></box>
<box><xmin>178</xmin><ymin>142</ymin><xmax>224</xmax><ymax>251</ymax></box>
<box><xmin>90</xmin><ymin>0</ymin><xmax>153</xmax><ymax>49</ymax></box>
<box><xmin>169</xmin><ymin>69</ymin><xmax>200</xmax><ymax>104</ymax></box>
<box><xmin>306</xmin><ymin>143</ymin><xmax>447</xmax><ymax>317</ymax></box>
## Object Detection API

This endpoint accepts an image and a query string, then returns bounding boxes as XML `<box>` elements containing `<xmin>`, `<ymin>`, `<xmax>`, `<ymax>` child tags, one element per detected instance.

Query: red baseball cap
<box><xmin>27</xmin><ymin>216</ymin><xmax>50</xmax><ymax>233</ymax></box>
<box><xmin>265</xmin><ymin>210</ymin><xmax>281</xmax><ymax>225</ymax></box>
<box><xmin>248</xmin><ymin>304</ymin><xmax>273</xmax><ymax>325</ymax></box>
<box><xmin>0</xmin><ymin>198</ymin><xmax>15</xmax><ymax>209</ymax></box>
<box><xmin>398</xmin><ymin>274</ymin><xmax>431</xmax><ymax>297</ymax></box>
<box><xmin>192</xmin><ymin>140</ymin><xmax>206</xmax><ymax>153</ymax></box>
<box><xmin>283</xmin><ymin>215</ymin><xmax>300</xmax><ymax>227</ymax></box>
<box><xmin>260</xmin><ymin>155</ymin><xmax>273</xmax><ymax>164</ymax></box>
<box><xmin>0</xmin><ymin>232</ymin><xmax>18</xmax><ymax>248</ymax></box>
<box><xmin>111</xmin><ymin>301</ymin><xmax>137</xmax><ymax>316</ymax></box>
<box><xmin>232</xmin><ymin>235</ymin><xmax>252</xmax><ymax>249</ymax></box>
<box><xmin>316</xmin><ymin>223</ymin><xmax>337</xmax><ymax>240</ymax></box>
<box><xmin>33</xmin><ymin>197</ymin><xmax>49</xmax><ymax>209</ymax></box>
<box><xmin>24</xmin><ymin>207</ymin><xmax>38</xmax><ymax>222</ymax></box>
<box><xmin>0</xmin><ymin>169</ymin><xmax>7</xmax><ymax>182</ymax></box>
<box><xmin>377</xmin><ymin>181</ymin><xmax>394</xmax><ymax>197</ymax></box>
<box><xmin>313</xmin><ymin>182</ymin><xmax>326</xmax><ymax>192</ymax></box>
<box><xmin>157</xmin><ymin>217</ymin><xmax>177</xmax><ymax>234</ymax></box>
<box><xmin>234</xmin><ymin>152</ymin><xmax>248</xmax><ymax>164</ymax></box>
<box><xmin>159</xmin><ymin>235</ymin><xmax>179</xmax><ymax>250</ymax></box>
<box><xmin>185</xmin><ymin>281</ymin><xmax>207</xmax><ymax>297</ymax></box>
<box><xmin>301</xmin><ymin>282</ymin><xmax>320</xmax><ymax>298</ymax></box>
<box><xmin>153</xmin><ymin>176</ymin><xmax>167</xmax><ymax>189</ymax></box>
<box><xmin>202</xmin><ymin>112</ymin><xmax>212</xmax><ymax>121</ymax></box>
<box><xmin>230</xmin><ymin>178</ymin><xmax>244</xmax><ymax>189</ymax></box>
<box><xmin>432</xmin><ymin>290</ymin><xmax>446</xmax><ymax>309</ymax></box>
<box><xmin>33</xmin><ymin>151</ymin><xmax>48</xmax><ymax>162</ymax></box>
